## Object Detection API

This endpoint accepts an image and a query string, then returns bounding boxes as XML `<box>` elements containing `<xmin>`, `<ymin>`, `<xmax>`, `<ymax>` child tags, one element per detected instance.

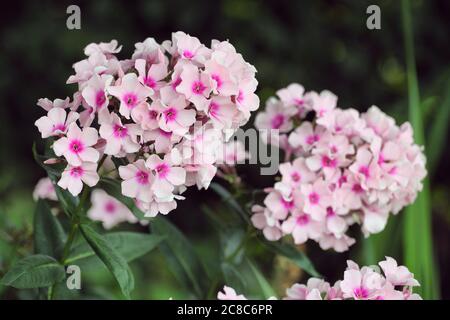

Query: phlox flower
<box><xmin>118</xmin><ymin>159</ymin><xmax>154</xmax><ymax>202</ymax></box>
<box><xmin>37</xmin><ymin>97</ymin><xmax>71</xmax><ymax>111</ymax></box>
<box><xmin>235</xmin><ymin>78</ymin><xmax>260</xmax><ymax>118</ymax></box>
<box><xmin>217</xmin><ymin>286</ymin><xmax>247</xmax><ymax>300</ymax></box>
<box><xmin>132</xmin><ymin>37</ymin><xmax>164</xmax><ymax>64</ymax></box>
<box><xmin>206</xmin><ymin>96</ymin><xmax>237</xmax><ymax>129</ymax></box>
<box><xmin>204</xmin><ymin>58</ymin><xmax>238</xmax><ymax>96</ymax></box>
<box><xmin>135</xmin><ymin>58</ymin><xmax>168</xmax><ymax>91</ymax></box>
<box><xmin>157</xmin><ymin>95</ymin><xmax>196</xmax><ymax>136</ymax></box>
<box><xmin>99</xmin><ymin>113</ymin><xmax>141</xmax><ymax>157</ymax></box>
<box><xmin>81</xmin><ymin>73</ymin><xmax>113</xmax><ymax>112</ymax></box>
<box><xmin>131</xmin><ymin>101</ymin><xmax>160</xmax><ymax>131</ymax></box>
<box><xmin>33</xmin><ymin>177</ymin><xmax>57</xmax><ymax>201</ymax></box>
<box><xmin>146</xmin><ymin>154</ymin><xmax>186</xmax><ymax>199</ymax></box>
<box><xmin>172</xmin><ymin>32</ymin><xmax>211</xmax><ymax>64</ymax></box>
<box><xmin>284</xmin><ymin>278</ymin><xmax>331</xmax><ymax>300</ymax></box>
<box><xmin>278</xmin><ymin>158</ymin><xmax>316</xmax><ymax>188</ymax></box>
<box><xmin>216</xmin><ymin>140</ymin><xmax>249</xmax><ymax>165</ymax></box>
<box><xmin>58</xmin><ymin>162</ymin><xmax>99</xmax><ymax>196</ymax></box>
<box><xmin>301</xmin><ymin>179</ymin><xmax>332</xmax><ymax>221</ymax></box>
<box><xmin>35</xmin><ymin>108</ymin><xmax>79</xmax><ymax>138</ymax></box>
<box><xmin>219</xmin><ymin>257</ymin><xmax>421</xmax><ymax>300</ymax></box>
<box><xmin>250</xmin><ymin>205</ymin><xmax>283</xmax><ymax>241</ymax></box>
<box><xmin>84</xmin><ymin>39</ymin><xmax>122</xmax><ymax>57</ymax></box>
<box><xmin>276</xmin><ymin>83</ymin><xmax>310</xmax><ymax>116</ymax></box>
<box><xmin>53</xmin><ymin>123</ymin><xmax>99</xmax><ymax>166</ymax></box>
<box><xmin>281</xmin><ymin>212</ymin><xmax>323</xmax><ymax>245</ymax></box>
<box><xmin>288</xmin><ymin>122</ymin><xmax>324</xmax><ymax>152</ymax></box>
<box><xmin>379</xmin><ymin>256</ymin><xmax>419</xmax><ymax>287</ymax></box>
<box><xmin>310</xmin><ymin>90</ymin><xmax>337</xmax><ymax>118</ymax></box>
<box><xmin>340</xmin><ymin>266</ymin><xmax>384</xmax><ymax>300</ymax></box>
<box><xmin>87</xmin><ymin>189</ymin><xmax>136</xmax><ymax>229</ymax></box>
<box><xmin>176</xmin><ymin>64</ymin><xmax>212</xmax><ymax>111</ymax></box>
<box><xmin>254</xmin><ymin>97</ymin><xmax>296</xmax><ymax>132</ymax></box>
<box><xmin>107</xmin><ymin>73</ymin><xmax>153</xmax><ymax>119</ymax></box>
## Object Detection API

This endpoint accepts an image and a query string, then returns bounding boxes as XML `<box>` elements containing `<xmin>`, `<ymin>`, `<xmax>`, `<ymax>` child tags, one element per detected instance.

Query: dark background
<box><xmin>0</xmin><ymin>0</ymin><xmax>448</xmax><ymax>299</ymax></box>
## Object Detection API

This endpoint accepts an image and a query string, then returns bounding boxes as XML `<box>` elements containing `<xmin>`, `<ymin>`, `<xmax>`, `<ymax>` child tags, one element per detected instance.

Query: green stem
<box><xmin>48</xmin><ymin>187</ymin><xmax>90</xmax><ymax>300</ymax></box>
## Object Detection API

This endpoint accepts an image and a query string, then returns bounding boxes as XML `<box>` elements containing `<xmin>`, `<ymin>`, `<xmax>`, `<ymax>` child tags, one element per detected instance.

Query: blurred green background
<box><xmin>0</xmin><ymin>0</ymin><xmax>448</xmax><ymax>299</ymax></box>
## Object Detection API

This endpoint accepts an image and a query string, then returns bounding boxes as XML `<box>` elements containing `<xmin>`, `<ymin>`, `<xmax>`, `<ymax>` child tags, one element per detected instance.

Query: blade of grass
<box><xmin>426</xmin><ymin>78</ymin><xmax>450</xmax><ymax>176</ymax></box>
<box><xmin>401</xmin><ymin>0</ymin><xmax>439</xmax><ymax>299</ymax></box>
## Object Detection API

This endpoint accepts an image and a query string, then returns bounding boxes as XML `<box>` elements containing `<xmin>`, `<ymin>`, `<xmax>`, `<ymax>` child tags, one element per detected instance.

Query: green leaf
<box><xmin>151</xmin><ymin>216</ymin><xmax>210</xmax><ymax>299</ymax></box>
<box><xmin>258</xmin><ymin>237</ymin><xmax>320</xmax><ymax>277</ymax></box>
<box><xmin>79</xmin><ymin>224</ymin><xmax>134</xmax><ymax>299</ymax></box>
<box><xmin>210</xmin><ymin>182</ymin><xmax>250</xmax><ymax>224</ymax></box>
<box><xmin>401</xmin><ymin>0</ymin><xmax>439</xmax><ymax>299</ymax></box>
<box><xmin>33</xmin><ymin>199</ymin><xmax>67</xmax><ymax>258</ymax></box>
<box><xmin>65</xmin><ymin>232</ymin><xmax>164</xmax><ymax>265</ymax></box>
<box><xmin>54</xmin><ymin>185</ymin><xmax>79</xmax><ymax>216</ymax></box>
<box><xmin>221</xmin><ymin>262</ymin><xmax>247</xmax><ymax>294</ymax></box>
<box><xmin>0</xmin><ymin>255</ymin><xmax>65</xmax><ymax>289</ymax></box>
<box><xmin>98</xmin><ymin>177</ymin><xmax>147</xmax><ymax>220</ymax></box>
<box><xmin>246</xmin><ymin>259</ymin><xmax>276</xmax><ymax>299</ymax></box>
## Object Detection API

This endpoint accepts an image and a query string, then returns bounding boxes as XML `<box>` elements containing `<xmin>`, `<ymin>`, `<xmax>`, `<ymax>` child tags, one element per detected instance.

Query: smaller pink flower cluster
<box><xmin>34</xmin><ymin>32</ymin><xmax>259</xmax><ymax>219</ymax></box>
<box><xmin>218</xmin><ymin>257</ymin><xmax>421</xmax><ymax>300</ymax></box>
<box><xmin>253</xmin><ymin>84</ymin><xmax>427</xmax><ymax>251</ymax></box>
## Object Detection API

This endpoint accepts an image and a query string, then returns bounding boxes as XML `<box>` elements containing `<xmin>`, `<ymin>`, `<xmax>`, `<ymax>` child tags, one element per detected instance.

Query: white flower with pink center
<box><xmin>288</xmin><ymin>122</ymin><xmax>324</xmax><ymax>151</ymax></box>
<box><xmin>309</xmin><ymin>89</ymin><xmax>337</xmax><ymax>118</ymax></box>
<box><xmin>157</xmin><ymin>95</ymin><xmax>196</xmax><ymax>136</ymax></box>
<box><xmin>176</xmin><ymin>64</ymin><xmax>212</xmax><ymax>111</ymax></box>
<box><xmin>206</xmin><ymin>96</ymin><xmax>237</xmax><ymax>129</ymax></box>
<box><xmin>36</xmin><ymin>34</ymin><xmax>260</xmax><ymax>221</ymax></box>
<box><xmin>279</xmin><ymin>158</ymin><xmax>316</xmax><ymax>188</ymax></box>
<box><xmin>37</xmin><ymin>97</ymin><xmax>71</xmax><ymax>111</ymax></box>
<box><xmin>235</xmin><ymin>78</ymin><xmax>259</xmax><ymax>118</ymax></box>
<box><xmin>378</xmin><ymin>256</ymin><xmax>419</xmax><ymax>287</ymax></box>
<box><xmin>220</xmin><ymin>258</ymin><xmax>421</xmax><ymax>300</ymax></box>
<box><xmin>204</xmin><ymin>58</ymin><xmax>238</xmax><ymax>96</ymax></box>
<box><xmin>84</xmin><ymin>39</ymin><xmax>122</xmax><ymax>57</ymax></box>
<box><xmin>301</xmin><ymin>180</ymin><xmax>332</xmax><ymax>221</ymax></box>
<box><xmin>263</xmin><ymin>190</ymin><xmax>296</xmax><ymax>220</ymax></box>
<box><xmin>172</xmin><ymin>32</ymin><xmax>211</xmax><ymax>65</ymax></box>
<box><xmin>33</xmin><ymin>177</ymin><xmax>57</xmax><ymax>201</ymax></box>
<box><xmin>217</xmin><ymin>286</ymin><xmax>247</xmax><ymax>300</ymax></box>
<box><xmin>35</xmin><ymin>108</ymin><xmax>79</xmax><ymax>138</ymax></box>
<box><xmin>281</xmin><ymin>213</ymin><xmax>323</xmax><ymax>245</ymax></box>
<box><xmin>254</xmin><ymin>98</ymin><xmax>296</xmax><ymax>132</ymax></box>
<box><xmin>135</xmin><ymin>58</ymin><xmax>168</xmax><ymax>91</ymax></box>
<box><xmin>131</xmin><ymin>101</ymin><xmax>160</xmax><ymax>131</ymax></box>
<box><xmin>58</xmin><ymin>162</ymin><xmax>100</xmax><ymax>196</ymax></box>
<box><xmin>250</xmin><ymin>205</ymin><xmax>283</xmax><ymax>241</ymax></box>
<box><xmin>340</xmin><ymin>267</ymin><xmax>383</xmax><ymax>300</ymax></box>
<box><xmin>81</xmin><ymin>73</ymin><xmax>113</xmax><ymax>112</ymax></box>
<box><xmin>143</xmin><ymin>128</ymin><xmax>181</xmax><ymax>154</ymax></box>
<box><xmin>146</xmin><ymin>154</ymin><xmax>186</xmax><ymax>199</ymax></box>
<box><xmin>118</xmin><ymin>159</ymin><xmax>154</xmax><ymax>203</ymax></box>
<box><xmin>99</xmin><ymin>113</ymin><xmax>141</xmax><ymax>157</ymax></box>
<box><xmin>87</xmin><ymin>189</ymin><xmax>136</xmax><ymax>229</ymax></box>
<box><xmin>276</xmin><ymin>83</ymin><xmax>312</xmax><ymax>117</ymax></box>
<box><xmin>53</xmin><ymin>123</ymin><xmax>99</xmax><ymax>166</ymax></box>
<box><xmin>107</xmin><ymin>73</ymin><xmax>153</xmax><ymax>119</ymax></box>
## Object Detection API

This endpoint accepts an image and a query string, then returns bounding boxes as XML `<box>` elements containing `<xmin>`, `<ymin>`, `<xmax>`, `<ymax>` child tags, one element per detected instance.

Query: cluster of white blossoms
<box><xmin>219</xmin><ymin>257</ymin><xmax>421</xmax><ymax>300</ymax></box>
<box><xmin>253</xmin><ymin>84</ymin><xmax>427</xmax><ymax>251</ymax></box>
<box><xmin>34</xmin><ymin>32</ymin><xmax>259</xmax><ymax>218</ymax></box>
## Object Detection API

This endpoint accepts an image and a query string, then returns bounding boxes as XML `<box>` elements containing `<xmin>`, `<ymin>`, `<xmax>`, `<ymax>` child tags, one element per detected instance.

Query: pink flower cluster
<box><xmin>34</xmin><ymin>32</ymin><xmax>259</xmax><ymax>218</ymax></box>
<box><xmin>218</xmin><ymin>257</ymin><xmax>421</xmax><ymax>300</ymax></box>
<box><xmin>253</xmin><ymin>84</ymin><xmax>427</xmax><ymax>251</ymax></box>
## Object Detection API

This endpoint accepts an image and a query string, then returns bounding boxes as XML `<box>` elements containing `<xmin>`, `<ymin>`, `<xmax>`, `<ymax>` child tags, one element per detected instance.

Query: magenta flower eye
<box><xmin>69</xmin><ymin>139</ymin><xmax>84</xmax><ymax>154</ymax></box>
